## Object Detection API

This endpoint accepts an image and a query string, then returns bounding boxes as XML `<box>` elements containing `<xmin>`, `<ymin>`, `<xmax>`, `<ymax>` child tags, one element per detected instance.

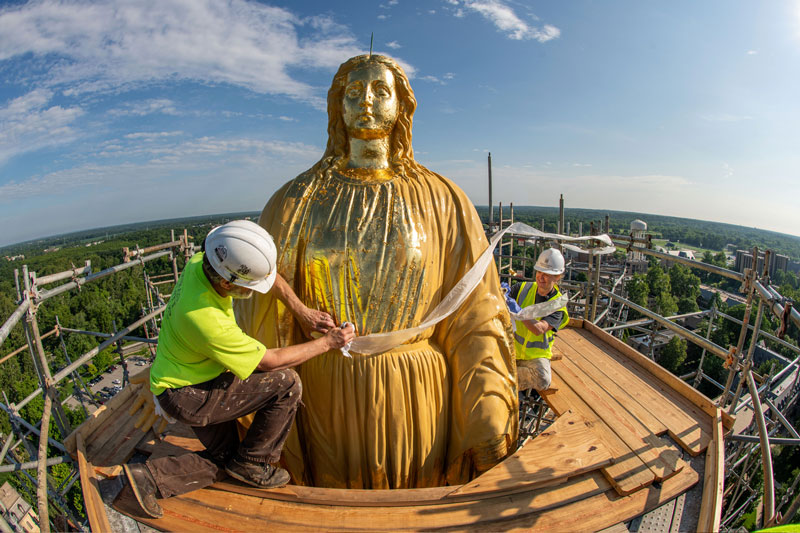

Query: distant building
<box><xmin>0</xmin><ymin>482</ymin><xmax>40</xmax><ymax>533</ymax></box>
<box><xmin>661</xmin><ymin>249</ymin><xmax>696</xmax><ymax>268</ymax></box>
<box><xmin>3</xmin><ymin>255</ymin><xmax>24</xmax><ymax>262</ymax></box>
<box><xmin>734</xmin><ymin>249</ymin><xmax>790</xmax><ymax>278</ymax></box>
<box><xmin>628</xmin><ymin>331</ymin><xmax>676</xmax><ymax>359</ymax></box>
<box><xmin>774</xmin><ymin>254</ymin><xmax>789</xmax><ymax>275</ymax></box>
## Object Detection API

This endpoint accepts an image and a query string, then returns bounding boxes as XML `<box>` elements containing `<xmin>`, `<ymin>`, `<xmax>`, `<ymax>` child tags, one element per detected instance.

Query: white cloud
<box><xmin>747</xmin><ymin>50</ymin><xmax>758</xmax><ymax>55</ymax></box>
<box><xmin>460</xmin><ymin>0</ymin><xmax>560</xmax><ymax>42</ymax></box>
<box><xmin>418</xmin><ymin>72</ymin><xmax>454</xmax><ymax>85</ymax></box>
<box><xmin>722</xmin><ymin>162</ymin><xmax>733</xmax><ymax>178</ymax></box>
<box><xmin>278</xmin><ymin>116</ymin><xmax>296</xmax><ymax>122</ymax></box>
<box><xmin>124</xmin><ymin>131</ymin><xmax>184</xmax><ymax>140</ymax></box>
<box><xmin>420</xmin><ymin>75</ymin><xmax>445</xmax><ymax>84</ymax></box>
<box><xmin>0</xmin><ymin>0</ymin><xmax>364</xmax><ymax>106</ymax></box>
<box><xmin>377</xmin><ymin>14</ymin><xmax>388</xmax><ymax>20</ymax></box>
<box><xmin>0</xmin><ymin>89</ymin><xmax>84</xmax><ymax>164</ymax></box>
<box><xmin>386</xmin><ymin>40</ymin><xmax>402</xmax><ymax>49</ymax></box>
<box><xmin>0</xmin><ymin>135</ymin><xmax>321</xmax><ymax>202</ymax></box>
<box><xmin>109</xmin><ymin>99</ymin><xmax>181</xmax><ymax>117</ymax></box>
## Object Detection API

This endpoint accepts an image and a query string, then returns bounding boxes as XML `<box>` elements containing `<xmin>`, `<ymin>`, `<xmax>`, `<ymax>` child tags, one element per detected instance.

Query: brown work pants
<box><xmin>144</xmin><ymin>369</ymin><xmax>301</xmax><ymax>498</ymax></box>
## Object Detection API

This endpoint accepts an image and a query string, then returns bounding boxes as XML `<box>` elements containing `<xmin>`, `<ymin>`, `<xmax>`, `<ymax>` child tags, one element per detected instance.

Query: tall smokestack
<box><xmin>488</xmin><ymin>152</ymin><xmax>493</xmax><ymax>227</ymax></box>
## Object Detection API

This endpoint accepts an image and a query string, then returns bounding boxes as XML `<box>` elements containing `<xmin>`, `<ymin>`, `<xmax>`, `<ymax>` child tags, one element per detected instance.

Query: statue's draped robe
<box><xmin>235</xmin><ymin>166</ymin><xmax>517</xmax><ymax>488</ymax></box>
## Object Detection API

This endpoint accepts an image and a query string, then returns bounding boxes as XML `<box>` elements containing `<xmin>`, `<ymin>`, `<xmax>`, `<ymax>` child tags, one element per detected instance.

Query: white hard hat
<box><xmin>535</xmin><ymin>248</ymin><xmax>565</xmax><ymax>275</ymax></box>
<box><xmin>204</xmin><ymin>220</ymin><xmax>277</xmax><ymax>294</ymax></box>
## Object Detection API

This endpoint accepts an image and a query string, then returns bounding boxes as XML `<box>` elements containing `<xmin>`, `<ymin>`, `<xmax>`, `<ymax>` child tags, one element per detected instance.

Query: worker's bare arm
<box><xmin>256</xmin><ymin>324</ymin><xmax>355</xmax><ymax>372</ymax></box>
<box><xmin>522</xmin><ymin>319</ymin><xmax>551</xmax><ymax>336</ymax></box>
<box><xmin>271</xmin><ymin>274</ymin><xmax>336</xmax><ymax>338</ymax></box>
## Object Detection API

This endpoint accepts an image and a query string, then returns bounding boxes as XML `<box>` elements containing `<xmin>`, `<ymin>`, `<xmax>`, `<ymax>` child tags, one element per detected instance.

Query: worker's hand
<box><xmin>323</xmin><ymin>322</ymin><xmax>356</xmax><ymax>351</ymax></box>
<box><xmin>128</xmin><ymin>369</ymin><xmax>170</xmax><ymax>436</ymax></box>
<box><xmin>296</xmin><ymin>307</ymin><xmax>336</xmax><ymax>339</ymax></box>
<box><xmin>522</xmin><ymin>320</ymin><xmax>550</xmax><ymax>336</ymax></box>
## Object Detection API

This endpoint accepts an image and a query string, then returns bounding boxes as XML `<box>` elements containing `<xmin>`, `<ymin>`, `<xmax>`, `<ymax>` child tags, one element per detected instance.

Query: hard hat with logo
<box><xmin>534</xmin><ymin>248</ymin><xmax>565</xmax><ymax>275</ymax></box>
<box><xmin>204</xmin><ymin>220</ymin><xmax>277</xmax><ymax>294</ymax></box>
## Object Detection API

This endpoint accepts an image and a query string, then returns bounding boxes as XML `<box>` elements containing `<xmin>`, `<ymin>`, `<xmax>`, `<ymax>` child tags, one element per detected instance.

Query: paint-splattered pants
<box><xmin>144</xmin><ymin>369</ymin><xmax>301</xmax><ymax>498</ymax></box>
<box><xmin>516</xmin><ymin>358</ymin><xmax>551</xmax><ymax>391</ymax></box>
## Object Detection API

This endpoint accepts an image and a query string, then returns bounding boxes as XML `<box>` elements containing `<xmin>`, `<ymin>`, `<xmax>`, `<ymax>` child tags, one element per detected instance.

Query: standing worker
<box><xmin>124</xmin><ymin>220</ymin><xmax>355</xmax><ymax>519</ymax></box>
<box><xmin>509</xmin><ymin>248</ymin><xmax>569</xmax><ymax>391</ymax></box>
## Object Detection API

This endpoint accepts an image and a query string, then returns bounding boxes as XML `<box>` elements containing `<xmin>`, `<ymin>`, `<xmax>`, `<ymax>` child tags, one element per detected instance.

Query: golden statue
<box><xmin>235</xmin><ymin>54</ymin><xmax>518</xmax><ymax>489</ymax></box>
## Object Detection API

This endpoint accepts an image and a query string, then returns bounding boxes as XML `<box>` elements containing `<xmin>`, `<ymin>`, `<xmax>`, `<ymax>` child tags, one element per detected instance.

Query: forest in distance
<box><xmin>3</xmin><ymin>205</ymin><xmax>799</xmax><ymax>262</ymax></box>
<box><xmin>475</xmin><ymin>205</ymin><xmax>800</xmax><ymax>261</ymax></box>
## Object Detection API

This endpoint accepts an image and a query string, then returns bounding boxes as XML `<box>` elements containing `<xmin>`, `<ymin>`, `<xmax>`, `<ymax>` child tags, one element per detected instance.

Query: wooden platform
<box><xmin>66</xmin><ymin>319</ymin><xmax>730</xmax><ymax>532</ymax></box>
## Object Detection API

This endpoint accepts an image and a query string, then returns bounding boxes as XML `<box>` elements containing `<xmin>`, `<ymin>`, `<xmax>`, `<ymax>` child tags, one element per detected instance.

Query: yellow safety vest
<box><xmin>513</xmin><ymin>282</ymin><xmax>569</xmax><ymax>360</ymax></box>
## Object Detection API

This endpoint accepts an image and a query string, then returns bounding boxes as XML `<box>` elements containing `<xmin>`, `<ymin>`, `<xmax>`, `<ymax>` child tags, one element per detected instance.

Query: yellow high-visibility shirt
<box><xmin>150</xmin><ymin>253</ymin><xmax>265</xmax><ymax>395</ymax></box>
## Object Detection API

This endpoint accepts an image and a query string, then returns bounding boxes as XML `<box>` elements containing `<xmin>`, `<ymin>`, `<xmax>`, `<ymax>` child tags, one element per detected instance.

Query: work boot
<box><xmin>123</xmin><ymin>463</ymin><xmax>163</xmax><ymax>519</ymax></box>
<box><xmin>225</xmin><ymin>456</ymin><xmax>290</xmax><ymax>489</ymax></box>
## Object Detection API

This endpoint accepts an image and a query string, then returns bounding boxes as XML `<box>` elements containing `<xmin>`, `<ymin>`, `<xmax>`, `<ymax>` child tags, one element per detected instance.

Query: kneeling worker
<box><xmin>510</xmin><ymin>248</ymin><xmax>569</xmax><ymax>391</ymax></box>
<box><xmin>124</xmin><ymin>220</ymin><xmax>355</xmax><ymax>518</ymax></box>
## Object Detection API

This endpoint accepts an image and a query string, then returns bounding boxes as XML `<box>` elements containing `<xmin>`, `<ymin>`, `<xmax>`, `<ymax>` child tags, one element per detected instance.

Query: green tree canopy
<box><xmin>660</xmin><ymin>336</ymin><xmax>688</xmax><ymax>373</ymax></box>
<box><xmin>669</xmin><ymin>264</ymin><xmax>701</xmax><ymax>301</ymax></box>
<box><xmin>647</xmin><ymin>265</ymin><xmax>671</xmax><ymax>297</ymax></box>
<box><xmin>626</xmin><ymin>274</ymin><xmax>649</xmax><ymax>307</ymax></box>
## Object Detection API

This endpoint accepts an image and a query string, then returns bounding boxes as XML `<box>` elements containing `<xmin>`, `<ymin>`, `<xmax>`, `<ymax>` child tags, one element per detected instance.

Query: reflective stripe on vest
<box><xmin>513</xmin><ymin>332</ymin><xmax>551</xmax><ymax>350</ymax></box>
<box><xmin>513</xmin><ymin>281</ymin><xmax>566</xmax><ymax>360</ymax></box>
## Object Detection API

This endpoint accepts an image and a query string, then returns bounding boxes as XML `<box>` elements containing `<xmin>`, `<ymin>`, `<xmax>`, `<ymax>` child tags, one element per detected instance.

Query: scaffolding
<box><xmin>0</xmin><ymin>232</ymin><xmax>193</xmax><ymax>532</ymax></box>
<box><xmin>0</xmin><ymin>209</ymin><xmax>797</xmax><ymax>530</ymax></box>
<box><xmin>496</xmin><ymin>209</ymin><xmax>800</xmax><ymax>530</ymax></box>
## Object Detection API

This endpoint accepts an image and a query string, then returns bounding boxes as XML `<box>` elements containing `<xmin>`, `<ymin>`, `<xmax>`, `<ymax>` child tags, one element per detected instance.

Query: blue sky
<box><xmin>1</xmin><ymin>0</ymin><xmax>799</xmax><ymax>247</ymax></box>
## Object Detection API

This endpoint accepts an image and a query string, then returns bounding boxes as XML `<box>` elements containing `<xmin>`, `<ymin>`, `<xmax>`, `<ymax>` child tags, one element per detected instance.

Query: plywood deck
<box><xmin>67</xmin><ymin>320</ymin><xmax>727</xmax><ymax>532</ymax></box>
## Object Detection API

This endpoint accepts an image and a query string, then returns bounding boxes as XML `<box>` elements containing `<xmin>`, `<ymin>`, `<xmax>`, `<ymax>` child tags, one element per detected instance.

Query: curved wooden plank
<box><xmin>116</xmin><ymin>471</ymin><xmax>611</xmax><ymax>531</ymax></box>
<box><xmin>698</xmin><ymin>409</ymin><xmax>724</xmax><ymax>533</ymax></box>
<box><xmin>112</xmin><ymin>463</ymin><xmax>701</xmax><ymax>531</ymax></box>
<box><xmin>76</xmin><ymin>433</ymin><xmax>112</xmax><ymax>533</ymax></box>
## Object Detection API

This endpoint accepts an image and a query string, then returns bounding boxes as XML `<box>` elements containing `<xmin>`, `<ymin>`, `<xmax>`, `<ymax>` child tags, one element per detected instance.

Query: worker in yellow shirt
<box><xmin>124</xmin><ymin>220</ymin><xmax>355</xmax><ymax>518</ymax></box>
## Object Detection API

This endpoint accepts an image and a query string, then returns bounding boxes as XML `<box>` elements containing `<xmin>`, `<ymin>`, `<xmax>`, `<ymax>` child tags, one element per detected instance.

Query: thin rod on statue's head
<box><xmin>369</xmin><ymin>32</ymin><xmax>374</xmax><ymax>57</ymax></box>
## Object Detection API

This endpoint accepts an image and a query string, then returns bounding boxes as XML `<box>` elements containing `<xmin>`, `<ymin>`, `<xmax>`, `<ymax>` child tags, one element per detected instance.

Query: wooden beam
<box><xmin>582</xmin><ymin>320</ymin><xmax>734</xmax><ymax>430</ymax></box>
<box><xmin>76</xmin><ymin>433</ymin><xmax>112</xmax><ymax>533</ymax></box>
<box><xmin>698</xmin><ymin>409</ymin><xmax>724</xmax><ymax>533</ymax></box>
<box><xmin>449</xmin><ymin>410</ymin><xmax>614</xmax><ymax>498</ymax></box>
<box><xmin>552</xmin><ymin>357</ymin><xmax>685</xmax><ymax>482</ymax></box>
<box><xmin>558</xmin><ymin>330</ymin><xmax>710</xmax><ymax>456</ymax></box>
<box><xmin>64</xmin><ymin>382</ymin><xmax>141</xmax><ymax>457</ymax></box>
<box><xmin>543</xmin><ymin>372</ymin><xmax>657</xmax><ymax>495</ymax></box>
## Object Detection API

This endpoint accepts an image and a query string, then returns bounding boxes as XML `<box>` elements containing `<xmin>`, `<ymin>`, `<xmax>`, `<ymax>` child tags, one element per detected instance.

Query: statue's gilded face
<box><xmin>342</xmin><ymin>63</ymin><xmax>399</xmax><ymax>140</ymax></box>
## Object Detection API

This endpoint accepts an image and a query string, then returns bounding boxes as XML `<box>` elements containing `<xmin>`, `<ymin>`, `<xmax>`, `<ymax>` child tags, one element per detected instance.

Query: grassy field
<box><xmin>650</xmin><ymin>238</ymin><xmax>720</xmax><ymax>257</ymax></box>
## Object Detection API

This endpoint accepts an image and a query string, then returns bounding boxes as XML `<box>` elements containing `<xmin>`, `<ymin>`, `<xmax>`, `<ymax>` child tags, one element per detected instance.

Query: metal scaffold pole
<box><xmin>0</xmin><ymin>233</ymin><xmax>192</xmax><ymax>531</ymax></box>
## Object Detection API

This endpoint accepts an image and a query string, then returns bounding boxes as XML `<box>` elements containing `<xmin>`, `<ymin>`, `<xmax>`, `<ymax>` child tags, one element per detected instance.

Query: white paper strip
<box><xmin>509</xmin><ymin>294</ymin><xmax>570</xmax><ymax>322</ymax></box>
<box><xmin>346</xmin><ymin>223</ymin><xmax>612</xmax><ymax>355</ymax></box>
